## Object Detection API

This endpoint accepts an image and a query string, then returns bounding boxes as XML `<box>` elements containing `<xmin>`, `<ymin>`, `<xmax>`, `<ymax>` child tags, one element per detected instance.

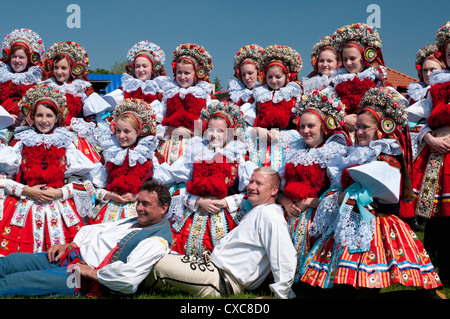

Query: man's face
<box><xmin>135</xmin><ymin>191</ymin><xmax>167</xmax><ymax>227</ymax></box>
<box><xmin>247</xmin><ymin>170</ymin><xmax>279</xmax><ymax>206</ymax></box>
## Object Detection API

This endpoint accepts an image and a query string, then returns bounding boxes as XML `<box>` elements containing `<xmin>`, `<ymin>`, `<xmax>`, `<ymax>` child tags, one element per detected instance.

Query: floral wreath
<box><xmin>332</xmin><ymin>23</ymin><xmax>384</xmax><ymax>67</ymax></box>
<box><xmin>359</xmin><ymin>87</ymin><xmax>408</xmax><ymax>135</ymax></box>
<box><xmin>172</xmin><ymin>43</ymin><xmax>213</xmax><ymax>82</ymax></box>
<box><xmin>43</xmin><ymin>41</ymin><xmax>90</xmax><ymax>77</ymax></box>
<box><xmin>435</xmin><ymin>21</ymin><xmax>450</xmax><ymax>66</ymax></box>
<box><xmin>19</xmin><ymin>85</ymin><xmax>69</xmax><ymax>125</ymax></box>
<box><xmin>125</xmin><ymin>41</ymin><xmax>166</xmax><ymax>77</ymax></box>
<box><xmin>233</xmin><ymin>44</ymin><xmax>264</xmax><ymax>80</ymax></box>
<box><xmin>1</xmin><ymin>28</ymin><xmax>45</xmax><ymax>65</ymax></box>
<box><xmin>259</xmin><ymin>44</ymin><xmax>303</xmax><ymax>82</ymax></box>
<box><xmin>310</xmin><ymin>36</ymin><xmax>338</xmax><ymax>70</ymax></box>
<box><xmin>111</xmin><ymin>98</ymin><xmax>157</xmax><ymax>137</ymax></box>
<box><xmin>200</xmin><ymin>100</ymin><xmax>247</xmax><ymax>140</ymax></box>
<box><xmin>414</xmin><ymin>44</ymin><xmax>445</xmax><ymax>80</ymax></box>
<box><xmin>293</xmin><ymin>89</ymin><xmax>346</xmax><ymax>131</ymax></box>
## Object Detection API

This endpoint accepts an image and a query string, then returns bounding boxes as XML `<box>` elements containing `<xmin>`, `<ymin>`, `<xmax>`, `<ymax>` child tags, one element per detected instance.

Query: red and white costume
<box><xmin>0</xmin><ymin>126</ymin><xmax>95</xmax><ymax>255</ymax></box>
<box><xmin>168</xmin><ymin>136</ymin><xmax>256</xmax><ymax>256</ymax></box>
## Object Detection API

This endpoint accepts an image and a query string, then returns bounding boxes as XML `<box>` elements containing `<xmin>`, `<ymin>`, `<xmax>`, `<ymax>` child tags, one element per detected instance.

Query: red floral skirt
<box><xmin>0</xmin><ymin>196</ymin><xmax>84</xmax><ymax>256</ymax></box>
<box><xmin>412</xmin><ymin>144</ymin><xmax>450</xmax><ymax>218</ymax></box>
<box><xmin>300</xmin><ymin>214</ymin><xmax>442</xmax><ymax>290</ymax></box>
<box><xmin>171</xmin><ymin>209</ymin><xmax>239</xmax><ymax>256</ymax></box>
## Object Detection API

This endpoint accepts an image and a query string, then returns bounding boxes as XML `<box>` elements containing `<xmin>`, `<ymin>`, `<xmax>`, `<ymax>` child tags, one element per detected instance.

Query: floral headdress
<box><xmin>310</xmin><ymin>36</ymin><xmax>338</xmax><ymax>71</ymax></box>
<box><xmin>172</xmin><ymin>43</ymin><xmax>213</xmax><ymax>83</ymax></box>
<box><xmin>435</xmin><ymin>21</ymin><xmax>450</xmax><ymax>67</ymax></box>
<box><xmin>359</xmin><ymin>87</ymin><xmax>408</xmax><ymax>134</ymax></box>
<box><xmin>293</xmin><ymin>89</ymin><xmax>346</xmax><ymax>132</ymax></box>
<box><xmin>233</xmin><ymin>44</ymin><xmax>264</xmax><ymax>81</ymax></box>
<box><xmin>200</xmin><ymin>100</ymin><xmax>247</xmax><ymax>140</ymax></box>
<box><xmin>1</xmin><ymin>28</ymin><xmax>45</xmax><ymax>65</ymax></box>
<box><xmin>332</xmin><ymin>23</ymin><xmax>384</xmax><ymax>68</ymax></box>
<box><xmin>259</xmin><ymin>44</ymin><xmax>303</xmax><ymax>83</ymax></box>
<box><xmin>125</xmin><ymin>41</ymin><xmax>166</xmax><ymax>77</ymax></box>
<box><xmin>43</xmin><ymin>41</ymin><xmax>90</xmax><ymax>77</ymax></box>
<box><xmin>20</xmin><ymin>85</ymin><xmax>69</xmax><ymax>125</ymax></box>
<box><xmin>111</xmin><ymin>98</ymin><xmax>157</xmax><ymax>137</ymax></box>
<box><xmin>414</xmin><ymin>44</ymin><xmax>445</xmax><ymax>80</ymax></box>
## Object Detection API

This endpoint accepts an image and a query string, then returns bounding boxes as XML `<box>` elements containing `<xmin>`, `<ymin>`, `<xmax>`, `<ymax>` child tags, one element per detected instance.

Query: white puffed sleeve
<box><xmin>65</xmin><ymin>143</ymin><xmax>96</xmax><ymax>178</ymax></box>
<box><xmin>241</xmin><ymin>101</ymin><xmax>256</xmax><ymax>126</ymax></box>
<box><xmin>151</xmin><ymin>157</ymin><xmax>176</xmax><ymax>186</ymax></box>
<box><xmin>102</xmin><ymin>89</ymin><xmax>124</xmax><ymax>111</ymax></box>
<box><xmin>0</xmin><ymin>143</ymin><xmax>21</xmax><ymax>176</ymax></box>
<box><xmin>83</xmin><ymin>92</ymin><xmax>112</xmax><ymax>117</ymax></box>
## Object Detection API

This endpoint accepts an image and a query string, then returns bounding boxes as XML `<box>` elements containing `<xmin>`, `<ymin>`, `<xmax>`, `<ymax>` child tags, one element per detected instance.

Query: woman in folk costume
<box><xmin>301</xmin><ymin>36</ymin><xmax>341</xmax><ymax>93</ymax></box>
<box><xmin>328</xmin><ymin>23</ymin><xmax>387</xmax><ymax>135</ymax></box>
<box><xmin>0</xmin><ymin>85</ymin><xmax>95</xmax><ymax>255</ymax></box>
<box><xmin>39</xmin><ymin>41</ymin><xmax>111</xmax><ymax>163</ymax></box>
<box><xmin>88</xmin><ymin>98</ymin><xmax>172</xmax><ymax>224</ymax></box>
<box><xmin>406</xmin><ymin>44</ymin><xmax>445</xmax><ymax>159</ymax></box>
<box><xmin>0</xmin><ymin>28</ymin><xmax>45</xmax><ymax>142</ymax></box>
<box><xmin>156</xmin><ymin>43</ymin><xmax>214</xmax><ymax>166</ymax></box>
<box><xmin>169</xmin><ymin>100</ymin><xmax>256</xmax><ymax>256</ymax></box>
<box><xmin>226</xmin><ymin>44</ymin><xmax>264</xmax><ymax>126</ymax></box>
<box><xmin>103</xmin><ymin>41</ymin><xmax>171</xmax><ymax>124</ymax></box>
<box><xmin>412</xmin><ymin>21</ymin><xmax>450</xmax><ymax>288</ymax></box>
<box><xmin>247</xmin><ymin>44</ymin><xmax>303</xmax><ymax>171</ymax></box>
<box><xmin>299</xmin><ymin>87</ymin><xmax>442</xmax><ymax>296</ymax></box>
<box><xmin>278</xmin><ymin>89</ymin><xmax>349</xmax><ymax>283</ymax></box>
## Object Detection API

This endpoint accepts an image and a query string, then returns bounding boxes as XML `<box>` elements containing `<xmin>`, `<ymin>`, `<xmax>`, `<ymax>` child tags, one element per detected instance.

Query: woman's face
<box><xmin>299</xmin><ymin>112</ymin><xmax>325</xmax><ymax>148</ymax></box>
<box><xmin>10</xmin><ymin>48</ymin><xmax>28</xmax><ymax>73</ymax></box>
<box><xmin>342</xmin><ymin>46</ymin><xmax>365</xmax><ymax>74</ymax></box>
<box><xmin>115</xmin><ymin>118</ymin><xmax>139</xmax><ymax>148</ymax></box>
<box><xmin>317</xmin><ymin>49</ymin><xmax>340</xmax><ymax>76</ymax></box>
<box><xmin>54</xmin><ymin>57</ymin><xmax>72</xmax><ymax>83</ymax></box>
<box><xmin>34</xmin><ymin>104</ymin><xmax>57</xmax><ymax>134</ymax></box>
<box><xmin>355</xmin><ymin>112</ymin><xmax>379</xmax><ymax>146</ymax></box>
<box><xmin>206</xmin><ymin>117</ymin><xmax>229</xmax><ymax>148</ymax></box>
<box><xmin>175</xmin><ymin>62</ymin><xmax>196</xmax><ymax>88</ymax></box>
<box><xmin>421</xmin><ymin>58</ymin><xmax>443</xmax><ymax>85</ymax></box>
<box><xmin>266</xmin><ymin>65</ymin><xmax>286</xmax><ymax>90</ymax></box>
<box><xmin>134</xmin><ymin>56</ymin><xmax>153</xmax><ymax>81</ymax></box>
<box><xmin>240</xmin><ymin>63</ymin><xmax>258</xmax><ymax>89</ymax></box>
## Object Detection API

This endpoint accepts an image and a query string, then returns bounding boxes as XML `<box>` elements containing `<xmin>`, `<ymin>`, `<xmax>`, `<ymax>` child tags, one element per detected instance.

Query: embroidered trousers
<box><xmin>144</xmin><ymin>253</ymin><xmax>243</xmax><ymax>297</ymax></box>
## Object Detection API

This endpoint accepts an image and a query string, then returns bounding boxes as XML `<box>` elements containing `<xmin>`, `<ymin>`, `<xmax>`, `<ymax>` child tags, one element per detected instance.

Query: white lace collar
<box><xmin>253</xmin><ymin>82</ymin><xmax>302</xmax><ymax>104</ymax></box>
<box><xmin>0</xmin><ymin>61</ymin><xmax>42</xmax><ymax>85</ymax></box>
<box><xmin>406</xmin><ymin>81</ymin><xmax>429</xmax><ymax>102</ymax></box>
<box><xmin>301</xmin><ymin>74</ymin><xmax>331</xmax><ymax>93</ymax></box>
<box><xmin>121</xmin><ymin>73</ymin><xmax>173</xmax><ymax>95</ymax></box>
<box><xmin>14</xmin><ymin>126</ymin><xmax>73</xmax><ymax>149</ymax></box>
<box><xmin>430</xmin><ymin>69</ymin><xmax>450</xmax><ymax>85</ymax></box>
<box><xmin>284</xmin><ymin>133</ymin><xmax>348</xmax><ymax>169</ymax></box>
<box><xmin>185</xmin><ymin>136</ymin><xmax>246</xmax><ymax>162</ymax></box>
<box><xmin>101</xmin><ymin>134</ymin><xmax>158</xmax><ymax>167</ymax></box>
<box><xmin>39</xmin><ymin>78</ymin><xmax>91</xmax><ymax>98</ymax></box>
<box><xmin>227</xmin><ymin>79</ymin><xmax>259</xmax><ymax>103</ymax></box>
<box><xmin>330</xmin><ymin>66</ymin><xmax>386</xmax><ymax>86</ymax></box>
<box><xmin>327</xmin><ymin>138</ymin><xmax>402</xmax><ymax>189</ymax></box>
<box><xmin>163</xmin><ymin>80</ymin><xmax>212</xmax><ymax>100</ymax></box>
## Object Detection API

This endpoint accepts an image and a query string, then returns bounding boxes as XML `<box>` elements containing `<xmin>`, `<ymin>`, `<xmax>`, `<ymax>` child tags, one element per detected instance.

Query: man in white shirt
<box><xmin>145</xmin><ymin>167</ymin><xmax>297</xmax><ymax>299</ymax></box>
<box><xmin>0</xmin><ymin>180</ymin><xmax>173</xmax><ymax>297</ymax></box>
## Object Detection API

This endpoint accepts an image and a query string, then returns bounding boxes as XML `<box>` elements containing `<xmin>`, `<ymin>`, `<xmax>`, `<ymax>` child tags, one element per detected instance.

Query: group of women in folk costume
<box><xmin>0</xmin><ymin>19</ymin><xmax>449</xmax><ymax>298</ymax></box>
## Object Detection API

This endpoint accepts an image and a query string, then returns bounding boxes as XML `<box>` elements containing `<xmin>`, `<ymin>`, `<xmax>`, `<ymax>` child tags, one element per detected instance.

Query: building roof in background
<box><xmin>386</xmin><ymin>67</ymin><xmax>418</xmax><ymax>93</ymax></box>
<box><xmin>88</xmin><ymin>73</ymin><xmax>122</xmax><ymax>94</ymax></box>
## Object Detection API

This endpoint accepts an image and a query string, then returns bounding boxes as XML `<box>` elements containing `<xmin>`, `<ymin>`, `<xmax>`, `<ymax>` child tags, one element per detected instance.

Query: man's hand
<box><xmin>46</xmin><ymin>243</ymin><xmax>75</xmax><ymax>263</ymax></box>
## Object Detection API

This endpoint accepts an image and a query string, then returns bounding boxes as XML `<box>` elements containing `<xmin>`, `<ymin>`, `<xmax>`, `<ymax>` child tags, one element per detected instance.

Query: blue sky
<box><xmin>1</xmin><ymin>0</ymin><xmax>448</xmax><ymax>87</ymax></box>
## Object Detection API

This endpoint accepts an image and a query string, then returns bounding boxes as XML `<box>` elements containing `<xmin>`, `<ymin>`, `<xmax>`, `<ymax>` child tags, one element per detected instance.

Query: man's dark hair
<box><xmin>139</xmin><ymin>180</ymin><xmax>171</xmax><ymax>208</ymax></box>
